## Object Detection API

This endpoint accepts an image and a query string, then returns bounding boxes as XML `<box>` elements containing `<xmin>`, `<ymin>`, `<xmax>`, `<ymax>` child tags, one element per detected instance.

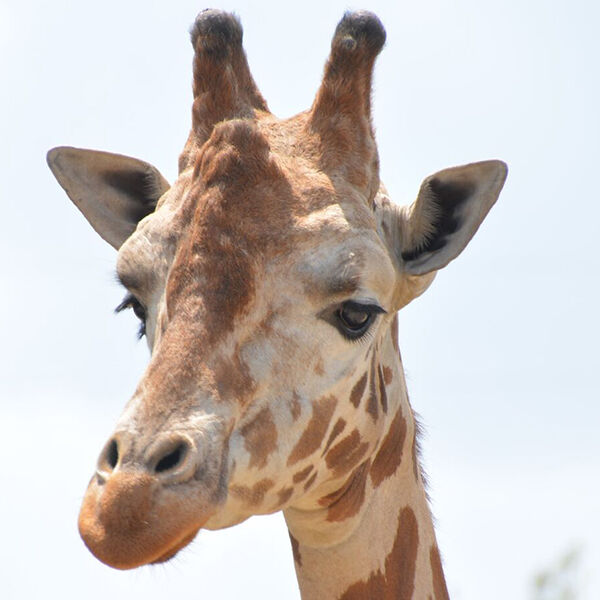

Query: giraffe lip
<box><xmin>150</xmin><ymin>528</ymin><xmax>202</xmax><ymax>564</ymax></box>
<box><xmin>78</xmin><ymin>471</ymin><xmax>216</xmax><ymax>570</ymax></box>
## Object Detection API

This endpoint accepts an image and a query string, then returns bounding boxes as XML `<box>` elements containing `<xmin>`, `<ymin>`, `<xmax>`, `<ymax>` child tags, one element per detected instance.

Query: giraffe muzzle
<box><xmin>78</xmin><ymin>430</ymin><xmax>222</xmax><ymax>569</ymax></box>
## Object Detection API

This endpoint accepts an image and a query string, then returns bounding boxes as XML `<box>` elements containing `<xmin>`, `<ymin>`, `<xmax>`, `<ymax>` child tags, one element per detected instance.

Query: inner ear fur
<box><xmin>394</xmin><ymin>160</ymin><xmax>507</xmax><ymax>276</ymax></box>
<box><xmin>47</xmin><ymin>147</ymin><xmax>170</xmax><ymax>250</ymax></box>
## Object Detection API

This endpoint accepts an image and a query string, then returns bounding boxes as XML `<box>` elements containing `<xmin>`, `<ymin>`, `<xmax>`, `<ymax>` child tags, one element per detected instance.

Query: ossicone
<box><xmin>308</xmin><ymin>11</ymin><xmax>387</xmax><ymax>200</ymax></box>
<box><xmin>181</xmin><ymin>10</ymin><xmax>269</xmax><ymax>172</ymax></box>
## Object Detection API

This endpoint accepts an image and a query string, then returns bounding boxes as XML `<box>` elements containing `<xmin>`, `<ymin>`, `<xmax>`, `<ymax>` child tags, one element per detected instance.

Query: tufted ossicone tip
<box><xmin>331</xmin><ymin>11</ymin><xmax>386</xmax><ymax>57</ymax></box>
<box><xmin>190</xmin><ymin>9</ymin><xmax>243</xmax><ymax>57</ymax></box>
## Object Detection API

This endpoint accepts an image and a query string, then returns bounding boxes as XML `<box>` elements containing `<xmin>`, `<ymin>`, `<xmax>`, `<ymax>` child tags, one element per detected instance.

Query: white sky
<box><xmin>1</xmin><ymin>0</ymin><xmax>599</xmax><ymax>598</ymax></box>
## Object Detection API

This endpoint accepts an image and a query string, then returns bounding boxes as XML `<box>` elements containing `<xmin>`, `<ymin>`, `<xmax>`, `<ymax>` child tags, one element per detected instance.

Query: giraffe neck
<box><xmin>283</xmin><ymin>325</ymin><xmax>450</xmax><ymax>600</ymax></box>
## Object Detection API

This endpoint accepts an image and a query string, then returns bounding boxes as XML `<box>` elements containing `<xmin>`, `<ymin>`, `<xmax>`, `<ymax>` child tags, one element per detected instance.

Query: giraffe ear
<box><xmin>47</xmin><ymin>146</ymin><xmax>170</xmax><ymax>250</ymax></box>
<box><xmin>390</xmin><ymin>160</ymin><xmax>507</xmax><ymax>276</ymax></box>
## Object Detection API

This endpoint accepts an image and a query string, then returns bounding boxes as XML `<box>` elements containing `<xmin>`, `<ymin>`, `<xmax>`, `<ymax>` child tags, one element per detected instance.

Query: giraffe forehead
<box><xmin>164</xmin><ymin>154</ymin><xmax>392</xmax><ymax>310</ymax></box>
<box><xmin>120</xmin><ymin>116</ymin><xmax>385</xmax><ymax>291</ymax></box>
<box><xmin>162</xmin><ymin>205</ymin><xmax>394</xmax><ymax>332</ymax></box>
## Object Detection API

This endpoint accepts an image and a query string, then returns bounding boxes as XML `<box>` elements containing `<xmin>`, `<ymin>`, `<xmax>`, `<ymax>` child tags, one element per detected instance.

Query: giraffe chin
<box><xmin>78</xmin><ymin>471</ymin><xmax>210</xmax><ymax>570</ymax></box>
<box><xmin>150</xmin><ymin>529</ymin><xmax>202</xmax><ymax>565</ymax></box>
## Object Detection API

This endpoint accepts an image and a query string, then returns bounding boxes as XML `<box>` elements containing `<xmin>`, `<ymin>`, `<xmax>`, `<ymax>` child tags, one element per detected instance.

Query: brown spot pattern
<box><xmin>322</xmin><ymin>418</ymin><xmax>347</xmax><ymax>455</ymax></box>
<box><xmin>290</xmin><ymin>392</ymin><xmax>302</xmax><ymax>421</ymax></box>
<box><xmin>366</xmin><ymin>353</ymin><xmax>379</xmax><ymax>421</ymax></box>
<box><xmin>382</xmin><ymin>365</ymin><xmax>393</xmax><ymax>385</ymax></box>
<box><xmin>277</xmin><ymin>486</ymin><xmax>294</xmax><ymax>506</ymax></box>
<box><xmin>350</xmin><ymin>373</ymin><xmax>367</xmax><ymax>408</ymax></box>
<box><xmin>378</xmin><ymin>365</ymin><xmax>388</xmax><ymax>413</ymax></box>
<box><xmin>287</xmin><ymin>396</ymin><xmax>336</xmax><ymax>466</ymax></box>
<box><xmin>314</xmin><ymin>358</ymin><xmax>324</xmax><ymax>375</ymax></box>
<box><xmin>293</xmin><ymin>465</ymin><xmax>314</xmax><ymax>484</ymax></box>
<box><xmin>370</xmin><ymin>410</ymin><xmax>407</xmax><ymax>487</ymax></box>
<box><xmin>339</xmin><ymin>506</ymin><xmax>419</xmax><ymax>599</ymax></box>
<box><xmin>167</xmin><ymin>118</ymin><xmax>300</xmax><ymax>358</ymax></box>
<box><xmin>213</xmin><ymin>344</ymin><xmax>256</xmax><ymax>404</ymax></box>
<box><xmin>289</xmin><ymin>533</ymin><xmax>302</xmax><ymax>567</ymax></box>
<box><xmin>230</xmin><ymin>478</ymin><xmax>274</xmax><ymax>507</ymax></box>
<box><xmin>430</xmin><ymin>545</ymin><xmax>450</xmax><ymax>600</ymax></box>
<box><xmin>325</xmin><ymin>429</ymin><xmax>369</xmax><ymax>478</ymax></box>
<box><xmin>240</xmin><ymin>407</ymin><xmax>277</xmax><ymax>469</ymax></box>
<box><xmin>319</xmin><ymin>460</ymin><xmax>370</xmax><ymax>522</ymax></box>
<box><xmin>303</xmin><ymin>472</ymin><xmax>318</xmax><ymax>491</ymax></box>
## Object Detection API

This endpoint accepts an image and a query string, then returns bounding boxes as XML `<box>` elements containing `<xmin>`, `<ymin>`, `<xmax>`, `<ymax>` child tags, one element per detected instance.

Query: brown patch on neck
<box><xmin>290</xmin><ymin>392</ymin><xmax>302</xmax><ymax>421</ymax></box>
<box><xmin>230</xmin><ymin>478</ymin><xmax>274</xmax><ymax>507</ymax></box>
<box><xmin>289</xmin><ymin>532</ymin><xmax>302</xmax><ymax>567</ymax></box>
<box><xmin>240</xmin><ymin>407</ymin><xmax>278</xmax><ymax>469</ymax></box>
<box><xmin>325</xmin><ymin>429</ymin><xmax>369</xmax><ymax>478</ymax></box>
<box><xmin>430</xmin><ymin>545</ymin><xmax>450</xmax><ymax>600</ymax></box>
<box><xmin>319</xmin><ymin>459</ymin><xmax>370</xmax><ymax>523</ymax></box>
<box><xmin>350</xmin><ymin>373</ymin><xmax>367</xmax><ymax>408</ymax></box>
<box><xmin>287</xmin><ymin>396</ymin><xmax>337</xmax><ymax>466</ymax></box>
<box><xmin>339</xmin><ymin>506</ymin><xmax>419</xmax><ymax>599</ymax></box>
<box><xmin>293</xmin><ymin>465</ymin><xmax>314</xmax><ymax>484</ymax></box>
<box><xmin>322</xmin><ymin>418</ymin><xmax>347</xmax><ymax>454</ymax></box>
<box><xmin>276</xmin><ymin>486</ymin><xmax>294</xmax><ymax>507</ymax></box>
<box><xmin>303</xmin><ymin>471</ymin><xmax>318</xmax><ymax>492</ymax></box>
<box><xmin>370</xmin><ymin>410</ymin><xmax>407</xmax><ymax>487</ymax></box>
<box><xmin>366</xmin><ymin>352</ymin><xmax>379</xmax><ymax>421</ymax></box>
<box><xmin>377</xmin><ymin>364</ymin><xmax>388</xmax><ymax>413</ymax></box>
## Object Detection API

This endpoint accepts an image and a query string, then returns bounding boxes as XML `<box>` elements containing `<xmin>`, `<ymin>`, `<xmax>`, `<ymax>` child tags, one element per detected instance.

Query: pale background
<box><xmin>1</xmin><ymin>0</ymin><xmax>598</xmax><ymax>598</ymax></box>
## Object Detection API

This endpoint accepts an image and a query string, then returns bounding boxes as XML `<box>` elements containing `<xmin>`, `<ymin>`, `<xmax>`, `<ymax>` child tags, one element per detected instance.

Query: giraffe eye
<box><xmin>116</xmin><ymin>293</ymin><xmax>147</xmax><ymax>339</ymax></box>
<box><xmin>336</xmin><ymin>301</ymin><xmax>385</xmax><ymax>340</ymax></box>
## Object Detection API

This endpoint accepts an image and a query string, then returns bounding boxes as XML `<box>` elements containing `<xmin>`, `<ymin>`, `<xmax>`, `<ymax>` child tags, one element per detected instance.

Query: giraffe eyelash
<box><xmin>115</xmin><ymin>293</ymin><xmax>147</xmax><ymax>339</ymax></box>
<box><xmin>349</xmin><ymin>325</ymin><xmax>378</xmax><ymax>347</ymax></box>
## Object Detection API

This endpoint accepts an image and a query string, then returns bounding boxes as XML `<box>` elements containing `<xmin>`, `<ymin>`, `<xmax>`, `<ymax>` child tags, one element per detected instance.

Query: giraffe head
<box><xmin>48</xmin><ymin>10</ymin><xmax>506</xmax><ymax>570</ymax></box>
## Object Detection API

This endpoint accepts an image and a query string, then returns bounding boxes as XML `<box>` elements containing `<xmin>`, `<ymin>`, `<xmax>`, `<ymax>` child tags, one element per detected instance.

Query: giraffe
<box><xmin>47</xmin><ymin>10</ymin><xmax>506</xmax><ymax>599</ymax></box>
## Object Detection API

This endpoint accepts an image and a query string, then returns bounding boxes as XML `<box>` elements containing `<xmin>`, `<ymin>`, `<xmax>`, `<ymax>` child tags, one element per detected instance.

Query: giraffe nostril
<box><xmin>155</xmin><ymin>443</ymin><xmax>187</xmax><ymax>474</ymax></box>
<box><xmin>106</xmin><ymin>439</ymin><xmax>119</xmax><ymax>470</ymax></box>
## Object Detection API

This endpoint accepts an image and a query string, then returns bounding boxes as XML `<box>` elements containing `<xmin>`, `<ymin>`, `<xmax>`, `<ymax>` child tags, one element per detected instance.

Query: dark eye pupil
<box><xmin>332</xmin><ymin>301</ymin><xmax>384</xmax><ymax>340</ymax></box>
<box><xmin>339</xmin><ymin>306</ymin><xmax>369</xmax><ymax>330</ymax></box>
<box><xmin>132</xmin><ymin>302</ymin><xmax>146</xmax><ymax>321</ymax></box>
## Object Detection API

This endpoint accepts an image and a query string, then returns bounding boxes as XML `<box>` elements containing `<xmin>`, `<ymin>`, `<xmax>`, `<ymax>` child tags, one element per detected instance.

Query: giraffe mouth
<box><xmin>150</xmin><ymin>528</ymin><xmax>202</xmax><ymax>564</ymax></box>
<box><xmin>78</xmin><ymin>469</ymin><xmax>217</xmax><ymax>570</ymax></box>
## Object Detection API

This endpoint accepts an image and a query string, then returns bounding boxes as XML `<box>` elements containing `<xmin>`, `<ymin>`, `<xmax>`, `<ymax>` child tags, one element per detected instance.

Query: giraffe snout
<box><xmin>78</xmin><ymin>430</ymin><xmax>219</xmax><ymax>569</ymax></box>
